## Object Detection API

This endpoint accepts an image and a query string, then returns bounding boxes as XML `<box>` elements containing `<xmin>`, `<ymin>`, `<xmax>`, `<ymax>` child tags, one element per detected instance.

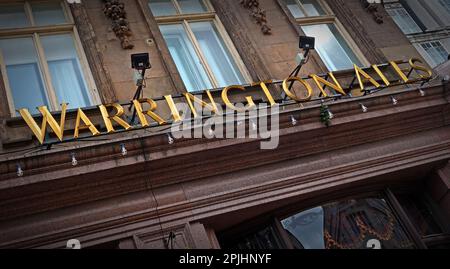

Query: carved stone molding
<box><xmin>239</xmin><ymin>0</ymin><xmax>272</xmax><ymax>35</ymax></box>
<box><xmin>102</xmin><ymin>0</ymin><xmax>134</xmax><ymax>49</ymax></box>
<box><xmin>360</xmin><ymin>0</ymin><xmax>384</xmax><ymax>24</ymax></box>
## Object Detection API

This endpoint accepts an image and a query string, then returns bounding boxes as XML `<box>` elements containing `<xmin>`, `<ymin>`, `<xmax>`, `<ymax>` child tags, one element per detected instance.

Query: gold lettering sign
<box><xmin>133</xmin><ymin>98</ymin><xmax>167</xmax><ymax>126</ymax></box>
<box><xmin>282</xmin><ymin>77</ymin><xmax>313</xmax><ymax>102</ymax></box>
<box><xmin>222</xmin><ymin>85</ymin><xmax>256</xmax><ymax>112</ymax></box>
<box><xmin>18</xmin><ymin>59</ymin><xmax>432</xmax><ymax>144</ymax></box>
<box><xmin>99</xmin><ymin>103</ymin><xmax>132</xmax><ymax>133</ymax></box>
<box><xmin>19</xmin><ymin>103</ymin><xmax>68</xmax><ymax>144</ymax></box>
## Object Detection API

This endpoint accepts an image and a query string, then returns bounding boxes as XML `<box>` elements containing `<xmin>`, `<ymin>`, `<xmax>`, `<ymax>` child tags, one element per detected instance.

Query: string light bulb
<box><xmin>251</xmin><ymin>119</ymin><xmax>257</xmax><ymax>131</ymax></box>
<box><xmin>327</xmin><ymin>108</ymin><xmax>334</xmax><ymax>119</ymax></box>
<box><xmin>290</xmin><ymin>115</ymin><xmax>297</xmax><ymax>126</ymax></box>
<box><xmin>71</xmin><ymin>153</ymin><xmax>78</xmax><ymax>166</ymax></box>
<box><xmin>16</xmin><ymin>164</ymin><xmax>23</xmax><ymax>177</ymax></box>
<box><xmin>167</xmin><ymin>133</ymin><xmax>174</xmax><ymax>144</ymax></box>
<box><xmin>120</xmin><ymin>144</ymin><xmax>127</xmax><ymax>156</ymax></box>
<box><xmin>360</xmin><ymin>103</ymin><xmax>368</xmax><ymax>113</ymax></box>
<box><xmin>419</xmin><ymin>88</ymin><xmax>426</xmax><ymax>97</ymax></box>
<box><xmin>391</xmin><ymin>96</ymin><xmax>398</xmax><ymax>105</ymax></box>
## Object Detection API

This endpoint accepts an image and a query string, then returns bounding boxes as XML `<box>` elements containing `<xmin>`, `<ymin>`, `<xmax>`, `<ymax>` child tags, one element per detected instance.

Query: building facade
<box><xmin>384</xmin><ymin>0</ymin><xmax>450</xmax><ymax>68</ymax></box>
<box><xmin>0</xmin><ymin>0</ymin><xmax>449</xmax><ymax>249</ymax></box>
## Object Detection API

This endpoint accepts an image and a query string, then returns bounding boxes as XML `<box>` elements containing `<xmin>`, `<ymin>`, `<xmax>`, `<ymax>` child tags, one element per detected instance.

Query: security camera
<box><xmin>131</xmin><ymin>53</ymin><xmax>151</xmax><ymax>70</ymax></box>
<box><xmin>299</xmin><ymin>36</ymin><xmax>315</xmax><ymax>50</ymax></box>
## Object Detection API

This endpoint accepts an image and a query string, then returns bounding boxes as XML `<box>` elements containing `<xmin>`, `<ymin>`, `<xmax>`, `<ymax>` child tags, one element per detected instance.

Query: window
<box><xmin>148</xmin><ymin>0</ymin><xmax>250</xmax><ymax>92</ymax></box>
<box><xmin>280</xmin><ymin>197</ymin><xmax>415</xmax><ymax>249</ymax></box>
<box><xmin>396</xmin><ymin>191</ymin><xmax>450</xmax><ymax>249</ymax></box>
<box><xmin>438</xmin><ymin>0</ymin><xmax>450</xmax><ymax>14</ymax></box>
<box><xmin>0</xmin><ymin>1</ymin><xmax>98</xmax><ymax>115</ymax></box>
<box><xmin>420</xmin><ymin>41</ymin><xmax>449</xmax><ymax>67</ymax></box>
<box><xmin>219</xmin><ymin>195</ymin><xmax>417</xmax><ymax>249</ymax></box>
<box><xmin>220</xmin><ymin>224</ymin><xmax>285</xmax><ymax>249</ymax></box>
<box><xmin>283</xmin><ymin>0</ymin><xmax>363</xmax><ymax>71</ymax></box>
<box><xmin>385</xmin><ymin>3</ymin><xmax>422</xmax><ymax>35</ymax></box>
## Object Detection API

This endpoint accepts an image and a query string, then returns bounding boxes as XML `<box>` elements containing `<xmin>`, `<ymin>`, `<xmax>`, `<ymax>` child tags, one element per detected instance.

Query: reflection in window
<box><xmin>159</xmin><ymin>24</ymin><xmax>213</xmax><ymax>92</ymax></box>
<box><xmin>385</xmin><ymin>4</ymin><xmax>422</xmax><ymax>35</ymax></box>
<box><xmin>150</xmin><ymin>0</ymin><xmax>247</xmax><ymax>92</ymax></box>
<box><xmin>31</xmin><ymin>2</ymin><xmax>67</xmax><ymax>26</ymax></box>
<box><xmin>178</xmin><ymin>0</ymin><xmax>208</xmax><ymax>14</ymax></box>
<box><xmin>301</xmin><ymin>24</ymin><xmax>361</xmax><ymax>71</ymax></box>
<box><xmin>285</xmin><ymin>0</ymin><xmax>325</xmax><ymax>18</ymax></box>
<box><xmin>148</xmin><ymin>0</ymin><xmax>178</xmax><ymax>16</ymax></box>
<box><xmin>0</xmin><ymin>38</ymin><xmax>49</xmax><ymax>114</ymax></box>
<box><xmin>41</xmin><ymin>34</ymin><xmax>91</xmax><ymax>109</ymax></box>
<box><xmin>281</xmin><ymin>207</ymin><xmax>324</xmax><ymax>249</ymax></box>
<box><xmin>282</xmin><ymin>198</ymin><xmax>415</xmax><ymax>249</ymax></box>
<box><xmin>0</xmin><ymin>5</ymin><xmax>29</xmax><ymax>29</ymax></box>
<box><xmin>439</xmin><ymin>0</ymin><xmax>450</xmax><ymax>14</ymax></box>
<box><xmin>190</xmin><ymin>21</ymin><xmax>245</xmax><ymax>88</ymax></box>
<box><xmin>420</xmin><ymin>41</ymin><xmax>449</xmax><ymax>67</ymax></box>
<box><xmin>283</xmin><ymin>0</ymin><xmax>363</xmax><ymax>71</ymax></box>
<box><xmin>0</xmin><ymin>1</ymin><xmax>95</xmax><ymax>115</ymax></box>
<box><xmin>148</xmin><ymin>0</ymin><xmax>208</xmax><ymax>16</ymax></box>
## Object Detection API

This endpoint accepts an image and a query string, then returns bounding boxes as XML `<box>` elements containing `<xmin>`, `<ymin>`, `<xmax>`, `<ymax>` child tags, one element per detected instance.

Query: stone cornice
<box><xmin>0</xmin><ymin>82</ymin><xmax>449</xmax><ymax>248</ymax></box>
<box><xmin>1</xmin><ymin>126</ymin><xmax>449</xmax><ymax>248</ymax></box>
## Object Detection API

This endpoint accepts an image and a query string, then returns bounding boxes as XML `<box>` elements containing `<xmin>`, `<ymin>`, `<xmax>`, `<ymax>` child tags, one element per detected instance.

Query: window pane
<box><xmin>0</xmin><ymin>5</ymin><xmax>30</xmax><ymax>29</ymax></box>
<box><xmin>178</xmin><ymin>0</ymin><xmax>208</xmax><ymax>14</ymax></box>
<box><xmin>301</xmin><ymin>24</ymin><xmax>361</xmax><ymax>71</ymax></box>
<box><xmin>285</xmin><ymin>0</ymin><xmax>305</xmax><ymax>18</ymax></box>
<box><xmin>386</xmin><ymin>7</ymin><xmax>421</xmax><ymax>35</ymax></box>
<box><xmin>420</xmin><ymin>41</ymin><xmax>449</xmax><ymax>67</ymax></box>
<box><xmin>160</xmin><ymin>24</ymin><xmax>212</xmax><ymax>92</ymax></box>
<box><xmin>32</xmin><ymin>2</ymin><xmax>67</xmax><ymax>26</ymax></box>
<box><xmin>190</xmin><ymin>21</ymin><xmax>246</xmax><ymax>87</ymax></box>
<box><xmin>281</xmin><ymin>197</ymin><xmax>415</xmax><ymax>249</ymax></box>
<box><xmin>439</xmin><ymin>0</ymin><xmax>450</xmax><ymax>13</ymax></box>
<box><xmin>148</xmin><ymin>0</ymin><xmax>178</xmax><ymax>16</ymax></box>
<box><xmin>0</xmin><ymin>38</ymin><xmax>48</xmax><ymax>114</ymax></box>
<box><xmin>299</xmin><ymin>0</ymin><xmax>325</xmax><ymax>16</ymax></box>
<box><xmin>41</xmin><ymin>34</ymin><xmax>91</xmax><ymax>109</ymax></box>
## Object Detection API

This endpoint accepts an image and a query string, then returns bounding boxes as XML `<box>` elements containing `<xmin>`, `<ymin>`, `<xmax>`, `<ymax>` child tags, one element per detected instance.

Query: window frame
<box><xmin>280</xmin><ymin>0</ymin><xmax>370</xmax><ymax>71</ymax></box>
<box><xmin>0</xmin><ymin>0</ymin><xmax>100</xmax><ymax>116</ymax></box>
<box><xmin>148</xmin><ymin>0</ymin><xmax>252</xmax><ymax>92</ymax></box>
<box><xmin>385</xmin><ymin>3</ymin><xmax>423</xmax><ymax>35</ymax></box>
<box><xmin>218</xmin><ymin>189</ymin><xmax>430</xmax><ymax>249</ymax></box>
<box><xmin>418</xmin><ymin>40</ymin><xmax>449</xmax><ymax>67</ymax></box>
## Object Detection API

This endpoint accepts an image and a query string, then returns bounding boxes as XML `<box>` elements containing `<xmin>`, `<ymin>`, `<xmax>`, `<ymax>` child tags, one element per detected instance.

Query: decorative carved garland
<box><xmin>360</xmin><ymin>0</ymin><xmax>384</xmax><ymax>24</ymax></box>
<box><xmin>102</xmin><ymin>0</ymin><xmax>134</xmax><ymax>49</ymax></box>
<box><xmin>239</xmin><ymin>0</ymin><xmax>272</xmax><ymax>35</ymax></box>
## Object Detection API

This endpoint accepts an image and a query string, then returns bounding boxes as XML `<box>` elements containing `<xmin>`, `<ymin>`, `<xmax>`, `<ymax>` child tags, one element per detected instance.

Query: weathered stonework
<box><xmin>360</xmin><ymin>0</ymin><xmax>384</xmax><ymax>24</ymax></box>
<box><xmin>239</xmin><ymin>0</ymin><xmax>272</xmax><ymax>35</ymax></box>
<box><xmin>102</xmin><ymin>0</ymin><xmax>134</xmax><ymax>49</ymax></box>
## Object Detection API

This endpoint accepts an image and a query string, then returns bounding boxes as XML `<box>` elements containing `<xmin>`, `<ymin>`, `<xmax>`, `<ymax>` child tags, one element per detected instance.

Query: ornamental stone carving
<box><xmin>102</xmin><ymin>0</ymin><xmax>134</xmax><ymax>49</ymax></box>
<box><xmin>360</xmin><ymin>0</ymin><xmax>384</xmax><ymax>24</ymax></box>
<box><xmin>239</xmin><ymin>0</ymin><xmax>272</xmax><ymax>35</ymax></box>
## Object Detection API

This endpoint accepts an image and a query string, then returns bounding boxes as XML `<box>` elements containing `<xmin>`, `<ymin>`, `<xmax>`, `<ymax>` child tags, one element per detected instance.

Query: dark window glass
<box><xmin>220</xmin><ymin>225</ymin><xmax>285</xmax><ymax>249</ymax></box>
<box><xmin>396</xmin><ymin>193</ymin><xmax>444</xmax><ymax>236</ymax></box>
<box><xmin>281</xmin><ymin>197</ymin><xmax>415</xmax><ymax>249</ymax></box>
